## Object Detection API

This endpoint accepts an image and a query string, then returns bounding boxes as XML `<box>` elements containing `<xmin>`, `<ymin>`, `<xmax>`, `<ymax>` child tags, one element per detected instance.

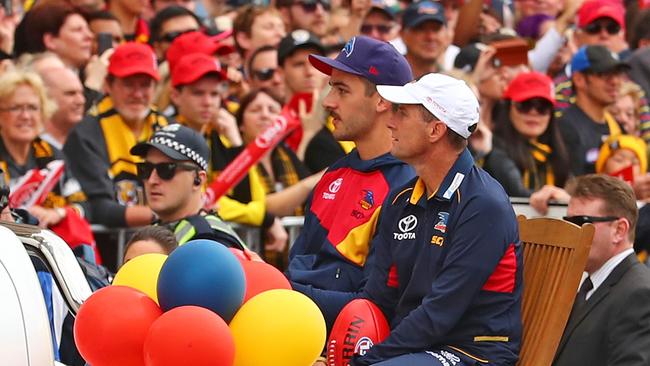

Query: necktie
<box><xmin>573</xmin><ymin>276</ymin><xmax>593</xmax><ymax>313</ymax></box>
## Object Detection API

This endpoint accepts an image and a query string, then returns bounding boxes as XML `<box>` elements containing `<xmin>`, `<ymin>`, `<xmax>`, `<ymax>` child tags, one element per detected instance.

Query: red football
<box><xmin>327</xmin><ymin>299</ymin><xmax>390</xmax><ymax>366</ymax></box>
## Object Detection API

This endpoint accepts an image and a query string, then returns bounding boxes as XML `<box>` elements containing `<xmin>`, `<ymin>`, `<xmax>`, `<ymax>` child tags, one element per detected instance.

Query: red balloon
<box><xmin>74</xmin><ymin>286</ymin><xmax>162</xmax><ymax>366</ymax></box>
<box><xmin>228</xmin><ymin>247</ymin><xmax>251</xmax><ymax>262</ymax></box>
<box><xmin>143</xmin><ymin>306</ymin><xmax>235</xmax><ymax>366</ymax></box>
<box><xmin>241</xmin><ymin>260</ymin><xmax>291</xmax><ymax>302</ymax></box>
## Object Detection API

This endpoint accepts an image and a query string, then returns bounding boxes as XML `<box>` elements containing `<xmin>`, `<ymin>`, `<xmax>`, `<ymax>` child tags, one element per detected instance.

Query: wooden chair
<box><xmin>516</xmin><ymin>216</ymin><xmax>594</xmax><ymax>366</ymax></box>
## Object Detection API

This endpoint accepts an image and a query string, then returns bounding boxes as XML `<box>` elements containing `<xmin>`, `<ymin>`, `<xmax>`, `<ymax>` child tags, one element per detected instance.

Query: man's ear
<box><xmin>613</xmin><ymin>217</ymin><xmax>631</xmax><ymax>246</ymax></box>
<box><xmin>429</xmin><ymin>120</ymin><xmax>447</xmax><ymax>143</ymax></box>
<box><xmin>377</xmin><ymin>97</ymin><xmax>390</xmax><ymax>113</ymax></box>
<box><xmin>572</xmin><ymin>72</ymin><xmax>586</xmax><ymax>89</ymax></box>
<box><xmin>169</xmin><ymin>87</ymin><xmax>181</xmax><ymax>107</ymax></box>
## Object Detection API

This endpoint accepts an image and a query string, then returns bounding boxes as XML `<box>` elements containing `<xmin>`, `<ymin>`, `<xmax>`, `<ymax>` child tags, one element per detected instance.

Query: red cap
<box><xmin>577</xmin><ymin>0</ymin><xmax>625</xmax><ymax>28</ymax></box>
<box><xmin>166</xmin><ymin>31</ymin><xmax>235</xmax><ymax>75</ymax></box>
<box><xmin>107</xmin><ymin>42</ymin><xmax>159</xmax><ymax>80</ymax></box>
<box><xmin>171</xmin><ymin>53</ymin><xmax>227</xmax><ymax>87</ymax></box>
<box><xmin>503</xmin><ymin>71</ymin><xmax>555</xmax><ymax>103</ymax></box>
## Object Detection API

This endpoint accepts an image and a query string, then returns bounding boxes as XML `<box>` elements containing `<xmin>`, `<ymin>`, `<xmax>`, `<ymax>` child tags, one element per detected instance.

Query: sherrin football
<box><xmin>327</xmin><ymin>299</ymin><xmax>390</xmax><ymax>366</ymax></box>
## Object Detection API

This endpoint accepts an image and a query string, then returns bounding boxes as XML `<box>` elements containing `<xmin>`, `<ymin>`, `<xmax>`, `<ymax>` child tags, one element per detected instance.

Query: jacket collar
<box><xmin>409</xmin><ymin>148</ymin><xmax>474</xmax><ymax>205</ymax></box>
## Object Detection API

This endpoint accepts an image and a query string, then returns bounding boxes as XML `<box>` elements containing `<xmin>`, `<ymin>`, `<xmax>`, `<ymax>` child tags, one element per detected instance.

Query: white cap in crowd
<box><xmin>377</xmin><ymin>73</ymin><xmax>480</xmax><ymax>139</ymax></box>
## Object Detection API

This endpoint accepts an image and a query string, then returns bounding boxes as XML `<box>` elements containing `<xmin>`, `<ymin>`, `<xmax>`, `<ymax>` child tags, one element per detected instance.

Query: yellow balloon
<box><xmin>230</xmin><ymin>289</ymin><xmax>326</xmax><ymax>366</ymax></box>
<box><xmin>112</xmin><ymin>253</ymin><xmax>167</xmax><ymax>304</ymax></box>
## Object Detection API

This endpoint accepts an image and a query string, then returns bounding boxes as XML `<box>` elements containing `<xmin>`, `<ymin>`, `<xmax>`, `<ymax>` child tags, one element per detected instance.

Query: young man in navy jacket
<box><xmin>286</xmin><ymin>36</ymin><xmax>416</xmax><ymax>332</ymax></box>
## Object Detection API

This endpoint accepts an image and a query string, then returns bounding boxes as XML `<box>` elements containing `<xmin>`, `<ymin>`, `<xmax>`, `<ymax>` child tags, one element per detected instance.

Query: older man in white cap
<box><xmin>351</xmin><ymin>74</ymin><xmax>523</xmax><ymax>366</ymax></box>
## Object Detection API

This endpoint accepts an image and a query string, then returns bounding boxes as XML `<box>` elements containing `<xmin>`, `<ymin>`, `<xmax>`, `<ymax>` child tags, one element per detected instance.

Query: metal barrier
<box><xmin>92</xmin><ymin>199</ymin><xmax>564</xmax><ymax>270</ymax></box>
<box><xmin>91</xmin><ymin>216</ymin><xmax>306</xmax><ymax>269</ymax></box>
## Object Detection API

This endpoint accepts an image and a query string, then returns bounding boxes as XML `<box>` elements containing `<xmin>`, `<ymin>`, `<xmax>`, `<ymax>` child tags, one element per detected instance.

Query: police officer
<box><xmin>130</xmin><ymin>124</ymin><xmax>245</xmax><ymax>249</ymax></box>
<box><xmin>351</xmin><ymin>74</ymin><xmax>523</xmax><ymax>366</ymax></box>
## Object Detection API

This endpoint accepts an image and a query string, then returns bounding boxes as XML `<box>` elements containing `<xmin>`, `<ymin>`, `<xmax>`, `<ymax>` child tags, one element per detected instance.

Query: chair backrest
<box><xmin>516</xmin><ymin>215</ymin><xmax>594</xmax><ymax>366</ymax></box>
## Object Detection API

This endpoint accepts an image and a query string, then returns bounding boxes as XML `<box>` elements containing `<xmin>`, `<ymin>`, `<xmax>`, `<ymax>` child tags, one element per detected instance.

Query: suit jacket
<box><xmin>553</xmin><ymin>253</ymin><xmax>650</xmax><ymax>366</ymax></box>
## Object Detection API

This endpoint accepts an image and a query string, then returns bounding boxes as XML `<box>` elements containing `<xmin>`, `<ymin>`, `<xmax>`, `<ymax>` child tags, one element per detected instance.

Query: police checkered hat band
<box><xmin>149</xmin><ymin>136</ymin><xmax>208</xmax><ymax>170</ymax></box>
<box><xmin>130</xmin><ymin>124</ymin><xmax>210</xmax><ymax>171</ymax></box>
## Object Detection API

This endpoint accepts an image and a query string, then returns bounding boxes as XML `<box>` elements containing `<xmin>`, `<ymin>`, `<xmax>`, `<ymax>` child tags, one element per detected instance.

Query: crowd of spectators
<box><xmin>0</xmin><ymin>0</ymin><xmax>649</xmax><ymax>363</ymax></box>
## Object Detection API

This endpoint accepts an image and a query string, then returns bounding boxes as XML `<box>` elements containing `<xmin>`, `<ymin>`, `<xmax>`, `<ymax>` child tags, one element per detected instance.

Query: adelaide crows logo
<box><xmin>434</xmin><ymin>212</ymin><xmax>449</xmax><ymax>233</ymax></box>
<box><xmin>343</xmin><ymin>37</ymin><xmax>356</xmax><ymax>58</ymax></box>
<box><xmin>359</xmin><ymin>190</ymin><xmax>374</xmax><ymax>210</ymax></box>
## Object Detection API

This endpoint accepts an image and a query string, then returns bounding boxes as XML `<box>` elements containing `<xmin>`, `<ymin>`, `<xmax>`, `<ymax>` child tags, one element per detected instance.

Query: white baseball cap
<box><xmin>377</xmin><ymin>73</ymin><xmax>480</xmax><ymax>139</ymax></box>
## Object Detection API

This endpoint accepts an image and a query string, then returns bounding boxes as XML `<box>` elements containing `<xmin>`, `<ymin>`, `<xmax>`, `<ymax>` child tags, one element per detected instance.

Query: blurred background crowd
<box><xmin>0</xmin><ymin>0</ymin><xmax>648</xmax><ymax>271</ymax></box>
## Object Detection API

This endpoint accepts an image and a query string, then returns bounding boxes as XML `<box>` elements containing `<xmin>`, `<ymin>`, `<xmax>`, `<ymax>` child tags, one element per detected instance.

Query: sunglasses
<box><xmin>361</xmin><ymin>24</ymin><xmax>392</xmax><ymax>35</ymax></box>
<box><xmin>294</xmin><ymin>0</ymin><xmax>331</xmax><ymax>12</ymax></box>
<box><xmin>252</xmin><ymin>68</ymin><xmax>277</xmax><ymax>81</ymax></box>
<box><xmin>563</xmin><ymin>215</ymin><xmax>619</xmax><ymax>226</ymax></box>
<box><xmin>136</xmin><ymin>162</ymin><xmax>198</xmax><ymax>181</ymax></box>
<box><xmin>584</xmin><ymin>20</ymin><xmax>621</xmax><ymax>35</ymax></box>
<box><xmin>160</xmin><ymin>28</ymin><xmax>196</xmax><ymax>43</ymax></box>
<box><xmin>514</xmin><ymin>98</ymin><xmax>553</xmax><ymax>115</ymax></box>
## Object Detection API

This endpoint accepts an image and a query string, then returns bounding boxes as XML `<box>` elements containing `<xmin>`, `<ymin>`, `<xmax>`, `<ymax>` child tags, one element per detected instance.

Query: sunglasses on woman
<box><xmin>584</xmin><ymin>20</ymin><xmax>621</xmax><ymax>35</ymax></box>
<box><xmin>294</xmin><ymin>0</ymin><xmax>331</xmax><ymax>12</ymax></box>
<box><xmin>514</xmin><ymin>98</ymin><xmax>554</xmax><ymax>115</ymax></box>
<box><xmin>563</xmin><ymin>215</ymin><xmax>619</xmax><ymax>226</ymax></box>
<box><xmin>136</xmin><ymin>162</ymin><xmax>199</xmax><ymax>181</ymax></box>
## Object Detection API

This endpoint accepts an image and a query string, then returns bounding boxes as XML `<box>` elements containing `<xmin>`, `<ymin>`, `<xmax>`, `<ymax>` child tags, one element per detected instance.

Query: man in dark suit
<box><xmin>554</xmin><ymin>174</ymin><xmax>650</xmax><ymax>366</ymax></box>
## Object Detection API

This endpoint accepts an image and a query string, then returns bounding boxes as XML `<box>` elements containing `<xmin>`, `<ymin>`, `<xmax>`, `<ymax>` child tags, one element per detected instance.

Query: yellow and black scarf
<box><xmin>523</xmin><ymin>141</ymin><xmax>555</xmax><ymax>191</ymax></box>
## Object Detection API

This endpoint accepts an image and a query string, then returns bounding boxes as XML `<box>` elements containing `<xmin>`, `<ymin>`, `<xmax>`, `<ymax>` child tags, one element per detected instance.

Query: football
<box><xmin>327</xmin><ymin>299</ymin><xmax>390</xmax><ymax>366</ymax></box>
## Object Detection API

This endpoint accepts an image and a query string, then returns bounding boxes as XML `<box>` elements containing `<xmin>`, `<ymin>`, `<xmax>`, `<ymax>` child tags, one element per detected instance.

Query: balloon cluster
<box><xmin>74</xmin><ymin>239</ymin><xmax>326</xmax><ymax>366</ymax></box>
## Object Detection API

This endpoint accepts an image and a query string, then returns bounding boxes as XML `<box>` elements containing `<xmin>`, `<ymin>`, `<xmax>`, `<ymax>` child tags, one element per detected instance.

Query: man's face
<box><xmin>576</xmin><ymin>17</ymin><xmax>625</xmax><ymax>51</ymax></box>
<box><xmin>105</xmin><ymin>74</ymin><xmax>156</xmax><ymax>123</ymax></box>
<box><xmin>575</xmin><ymin>70</ymin><xmax>624</xmax><ymax>107</ymax></box>
<box><xmin>249</xmin><ymin>49</ymin><xmax>285</xmax><ymax>99</ymax></box>
<box><xmin>361</xmin><ymin>11</ymin><xmax>396</xmax><ymax>42</ymax></box>
<box><xmin>288</xmin><ymin>0</ymin><xmax>330</xmax><ymax>37</ymax></box>
<box><xmin>249</xmin><ymin>12</ymin><xmax>286</xmax><ymax>51</ymax></box>
<box><xmin>566</xmin><ymin>197</ymin><xmax>619</xmax><ymax>273</ymax></box>
<box><xmin>401</xmin><ymin>20</ymin><xmax>447</xmax><ymax>63</ymax></box>
<box><xmin>89</xmin><ymin>19</ymin><xmax>125</xmax><ymax>52</ymax></box>
<box><xmin>322</xmin><ymin>69</ymin><xmax>379</xmax><ymax>142</ymax></box>
<box><xmin>386</xmin><ymin>103</ymin><xmax>432</xmax><ymax>163</ymax></box>
<box><xmin>172</xmin><ymin>76</ymin><xmax>223</xmax><ymax>131</ymax></box>
<box><xmin>153</xmin><ymin>0</ymin><xmax>195</xmax><ymax>12</ymax></box>
<box><xmin>280</xmin><ymin>48</ymin><xmax>325</xmax><ymax>96</ymax></box>
<box><xmin>46</xmin><ymin>68</ymin><xmax>86</xmax><ymax>128</ymax></box>
<box><xmin>48</xmin><ymin>14</ymin><xmax>94</xmax><ymax>68</ymax></box>
<box><xmin>154</xmin><ymin>15</ymin><xmax>200</xmax><ymax>59</ymax></box>
<box><xmin>143</xmin><ymin>148</ymin><xmax>197</xmax><ymax>220</ymax></box>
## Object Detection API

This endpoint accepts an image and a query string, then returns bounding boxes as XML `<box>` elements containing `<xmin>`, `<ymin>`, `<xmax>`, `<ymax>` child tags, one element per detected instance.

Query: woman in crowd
<box><xmin>608</xmin><ymin>81</ymin><xmax>645</xmax><ymax>137</ymax></box>
<box><xmin>122</xmin><ymin>225</ymin><xmax>178</xmax><ymax>263</ymax></box>
<box><xmin>0</xmin><ymin>69</ymin><xmax>89</xmax><ymax>229</ymax></box>
<box><xmin>232</xmin><ymin>88</ymin><xmax>321</xmax><ymax>217</ymax></box>
<box><xmin>229</xmin><ymin>88</ymin><xmax>321</xmax><ymax>265</ymax></box>
<box><xmin>483</xmin><ymin>71</ymin><xmax>570</xmax><ymax>198</ymax></box>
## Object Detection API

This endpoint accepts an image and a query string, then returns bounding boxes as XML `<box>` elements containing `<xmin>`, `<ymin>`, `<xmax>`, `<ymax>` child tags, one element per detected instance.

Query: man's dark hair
<box><xmin>567</xmin><ymin>174</ymin><xmax>638</xmax><ymax>242</ymax></box>
<box><xmin>84</xmin><ymin>10</ymin><xmax>119</xmax><ymax>23</ymax></box>
<box><xmin>149</xmin><ymin>5</ymin><xmax>201</xmax><ymax>43</ymax></box>
<box><xmin>247</xmin><ymin>45</ymin><xmax>276</xmax><ymax>77</ymax></box>
<box><xmin>630</xmin><ymin>9</ymin><xmax>650</xmax><ymax>50</ymax></box>
<box><xmin>360</xmin><ymin>78</ymin><xmax>377</xmax><ymax>97</ymax></box>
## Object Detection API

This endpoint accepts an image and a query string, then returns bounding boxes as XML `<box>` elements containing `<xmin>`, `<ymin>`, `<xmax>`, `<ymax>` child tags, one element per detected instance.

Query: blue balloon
<box><xmin>157</xmin><ymin>240</ymin><xmax>246</xmax><ymax>322</ymax></box>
